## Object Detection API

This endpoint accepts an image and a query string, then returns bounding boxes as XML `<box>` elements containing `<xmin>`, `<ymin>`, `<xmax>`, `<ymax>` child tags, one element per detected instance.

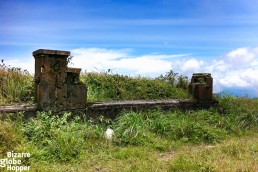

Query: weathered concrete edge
<box><xmin>0</xmin><ymin>99</ymin><xmax>218</xmax><ymax>120</ymax></box>
<box><xmin>33</xmin><ymin>49</ymin><xmax>70</xmax><ymax>56</ymax></box>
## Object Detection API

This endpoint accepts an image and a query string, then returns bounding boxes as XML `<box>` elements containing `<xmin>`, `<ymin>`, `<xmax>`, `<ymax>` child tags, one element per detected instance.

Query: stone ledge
<box><xmin>67</xmin><ymin>67</ymin><xmax>81</xmax><ymax>73</ymax></box>
<box><xmin>33</xmin><ymin>49</ymin><xmax>70</xmax><ymax>57</ymax></box>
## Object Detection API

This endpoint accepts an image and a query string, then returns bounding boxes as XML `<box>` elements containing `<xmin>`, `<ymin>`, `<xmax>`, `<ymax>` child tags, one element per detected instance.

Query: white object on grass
<box><xmin>105</xmin><ymin>128</ymin><xmax>114</xmax><ymax>140</ymax></box>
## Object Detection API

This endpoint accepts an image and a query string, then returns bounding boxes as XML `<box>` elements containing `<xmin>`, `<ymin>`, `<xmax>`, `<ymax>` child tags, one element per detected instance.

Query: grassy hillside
<box><xmin>0</xmin><ymin>64</ymin><xmax>257</xmax><ymax>171</ymax></box>
<box><xmin>0</xmin><ymin>96</ymin><xmax>257</xmax><ymax>171</ymax></box>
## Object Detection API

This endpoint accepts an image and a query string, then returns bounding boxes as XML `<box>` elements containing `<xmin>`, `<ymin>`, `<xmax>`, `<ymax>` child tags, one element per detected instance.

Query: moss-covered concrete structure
<box><xmin>189</xmin><ymin>73</ymin><xmax>213</xmax><ymax>105</ymax></box>
<box><xmin>33</xmin><ymin>49</ymin><xmax>87</xmax><ymax>111</ymax></box>
<box><xmin>0</xmin><ymin>49</ymin><xmax>218</xmax><ymax>119</ymax></box>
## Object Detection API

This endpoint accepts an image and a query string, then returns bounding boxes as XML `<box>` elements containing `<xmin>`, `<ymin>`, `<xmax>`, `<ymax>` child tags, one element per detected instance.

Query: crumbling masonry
<box><xmin>0</xmin><ymin>49</ymin><xmax>217</xmax><ymax>118</ymax></box>
<box><xmin>33</xmin><ymin>49</ymin><xmax>87</xmax><ymax>111</ymax></box>
<box><xmin>189</xmin><ymin>73</ymin><xmax>213</xmax><ymax>105</ymax></box>
<box><xmin>33</xmin><ymin>49</ymin><xmax>215</xmax><ymax>112</ymax></box>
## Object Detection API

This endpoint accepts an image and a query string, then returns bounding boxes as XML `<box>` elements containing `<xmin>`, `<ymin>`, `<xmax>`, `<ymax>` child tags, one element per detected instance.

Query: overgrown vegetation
<box><xmin>0</xmin><ymin>96</ymin><xmax>257</xmax><ymax>171</ymax></box>
<box><xmin>22</xmin><ymin>112</ymin><xmax>104</xmax><ymax>162</ymax></box>
<box><xmin>1</xmin><ymin>61</ymin><xmax>189</xmax><ymax>103</ymax></box>
<box><xmin>0</xmin><ymin>60</ymin><xmax>34</xmax><ymax>104</ymax></box>
<box><xmin>81</xmin><ymin>70</ymin><xmax>189</xmax><ymax>101</ymax></box>
<box><xmin>0</xmin><ymin>64</ymin><xmax>257</xmax><ymax>171</ymax></box>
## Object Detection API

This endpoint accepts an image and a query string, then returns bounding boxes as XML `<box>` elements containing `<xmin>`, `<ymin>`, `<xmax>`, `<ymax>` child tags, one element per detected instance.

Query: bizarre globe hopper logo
<box><xmin>0</xmin><ymin>151</ymin><xmax>31</xmax><ymax>171</ymax></box>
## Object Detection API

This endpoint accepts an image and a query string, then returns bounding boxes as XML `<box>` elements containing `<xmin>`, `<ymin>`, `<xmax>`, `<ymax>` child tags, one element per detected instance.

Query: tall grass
<box><xmin>0</xmin><ymin>96</ymin><xmax>257</xmax><ymax>171</ymax></box>
<box><xmin>218</xmin><ymin>96</ymin><xmax>258</xmax><ymax>130</ymax></box>
<box><xmin>81</xmin><ymin>70</ymin><xmax>189</xmax><ymax>101</ymax></box>
<box><xmin>22</xmin><ymin>112</ymin><xmax>104</xmax><ymax>162</ymax></box>
<box><xmin>1</xmin><ymin>61</ymin><xmax>189</xmax><ymax>103</ymax></box>
<box><xmin>0</xmin><ymin>113</ymin><xmax>25</xmax><ymax>155</ymax></box>
<box><xmin>112</xmin><ymin>96</ymin><xmax>258</xmax><ymax>147</ymax></box>
<box><xmin>0</xmin><ymin>60</ymin><xmax>34</xmax><ymax>104</ymax></box>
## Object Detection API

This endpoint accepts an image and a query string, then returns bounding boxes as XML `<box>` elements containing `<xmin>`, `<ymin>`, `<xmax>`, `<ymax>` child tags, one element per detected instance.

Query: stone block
<box><xmin>67</xmin><ymin>84</ymin><xmax>87</xmax><ymax>110</ymax></box>
<box><xmin>33</xmin><ymin>49</ymin><xmax>87</xmax><ymax>112</ymax></box>
<box><xmin>189</xmin><ymin>73</ymin><xmax>213</xmax><ymax>104</ymax></box>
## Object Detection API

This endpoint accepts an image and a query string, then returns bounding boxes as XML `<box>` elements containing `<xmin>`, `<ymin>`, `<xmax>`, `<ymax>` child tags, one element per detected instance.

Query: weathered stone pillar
<box><xmin>33</xmin><ymin>49</ymin><xmax>87</xmax><ymax>111</ymax></box>
<box><xmin>189</xmin><ymin>73</ymin><xmax>213</xmax><ymax>105</ymax></box>
<box><xmin>66</xmin><ymin>67</ymin><xmax>87</xmax><ymax>110</ymax></box>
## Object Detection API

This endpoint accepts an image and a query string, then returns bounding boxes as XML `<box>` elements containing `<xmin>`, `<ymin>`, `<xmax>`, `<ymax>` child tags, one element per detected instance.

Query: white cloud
<box><xmin>205</xmin><ymin>60</ymin><xmax>230</xmax><ymax>73</ymax></box>
<box><xmin>72</xmin><ymin>48</ymin><xmax>130</xmax><ymax>61</ymax></box>
<box><xmin>70</xmin><ymin>48</ymin><xmax>187</xmax><ymax>75</ymax></box>
<box><xmin>105</xmin><ymin>57</ymin><xmax>172</xmax><ymax>74</ymax></box>
<box><xmin>226</xmin><ymin>47</ymin><xmax>256</xmax><ymax>65</ymax></box>
<box><xmin>220</xmin><ymin>74</ymin><xmax>250</xmax><ymax>88</ymax></box>
<box><xmin>181</xmin><ymin>58</ymin><xmax>203</xmax><ymax>73</ymax></box>
<box><xmin>217</xmin><ymin>47</ymin><xmax>258</xmax><ymax>92</ymax></box>
<box><xmin>172</xmin><ymin>47</ymin><xmax>258</xmax><ymax>95</ymax></box>
<box><xmin>3</xmin><ymin>59</ymin><xmax>34</xmax><ymax>74</ymax></box>
<box><xmin>70</xmin><ymin>48</ymin><xmax>130</xmax><ymax>73</ymax></box>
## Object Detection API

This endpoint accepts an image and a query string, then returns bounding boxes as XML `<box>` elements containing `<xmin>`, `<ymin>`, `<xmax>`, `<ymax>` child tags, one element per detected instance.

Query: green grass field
<box><xmin>0</xmin><ymin>64</ymin><xmax>257</xmax><ymax>171</ymax></box>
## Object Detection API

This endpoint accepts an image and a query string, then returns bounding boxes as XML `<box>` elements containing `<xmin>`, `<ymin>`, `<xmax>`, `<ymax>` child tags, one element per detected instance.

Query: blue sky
<box><xmin>1</xmin><ymin>0</ymin><xmax>258</xmax><ymax>97</ymax></box>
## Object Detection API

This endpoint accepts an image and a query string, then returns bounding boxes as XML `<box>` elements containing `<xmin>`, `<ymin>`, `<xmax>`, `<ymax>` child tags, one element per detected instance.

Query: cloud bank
<box><xmin>70</xmin><ymin>48</ymin><xmax>189</xmax><ymax>75</ymax></box>
<box><xmin>169</xmin><ymin>47</ymin><xmax>257</xmax><ymax>89</ymax></box>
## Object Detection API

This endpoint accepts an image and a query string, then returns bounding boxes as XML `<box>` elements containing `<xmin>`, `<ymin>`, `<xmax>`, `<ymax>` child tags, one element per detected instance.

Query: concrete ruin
<box><xmin>189</xmin><ymin>73</ymin><xmax>213</xmax><ymax>105</ymax></box>
<box><xmin>33</xmin><ymin>49</ymin><xmax>87</xmax><ymax>111</ymax></box>
<box><xmin>0</xmin><ymin>49</ymin><xmax>218</xmax><ymax>119</ymax></box>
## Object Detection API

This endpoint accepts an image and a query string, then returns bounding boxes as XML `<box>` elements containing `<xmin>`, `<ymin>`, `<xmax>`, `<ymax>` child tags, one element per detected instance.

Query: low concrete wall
<box><xmin>86</xmin><ymin>99</ymin><xmax>218</xmax><ymax>120</ymax></box>
<box><xmin>0</xmin><ymin>99</ymin><xmax>218</xmax><ymax>120</ymax></box>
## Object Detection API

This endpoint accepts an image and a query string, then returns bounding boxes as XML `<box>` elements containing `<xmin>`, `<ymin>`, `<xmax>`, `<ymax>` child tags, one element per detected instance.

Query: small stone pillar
<box><xmin>33</xmin><ymin>49</ymin><xmax>87</xmax><ymax>111</ymax></box>
<box><xmin>189</xmin><ymin>73</ymin><xmax>213</xmax><ymax>104</ymax></box>
<box><xmin>66</xmin><ymin>67</ymin><xmax>87</xmax><ymax>110</ymax></box>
